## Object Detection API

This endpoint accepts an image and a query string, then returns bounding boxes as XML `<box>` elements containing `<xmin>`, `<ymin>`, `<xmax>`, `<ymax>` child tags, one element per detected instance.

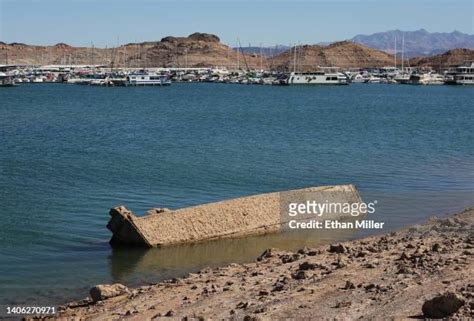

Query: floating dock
<box><xmin>107</xmin><ymin>184</ymin><xmax>362</xmax><ymax>247</ymax></box>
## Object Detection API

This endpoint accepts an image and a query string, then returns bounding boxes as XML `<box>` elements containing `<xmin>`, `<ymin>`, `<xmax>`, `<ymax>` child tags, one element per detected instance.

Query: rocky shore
<box><xmin>34</xmin><ymin>208</ymin><xmax>473</xmax><ymax>320</ymax></box>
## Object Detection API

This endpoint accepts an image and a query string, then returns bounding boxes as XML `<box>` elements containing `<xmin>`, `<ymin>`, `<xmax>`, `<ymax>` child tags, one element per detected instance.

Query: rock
<box><xmin>329</xmin><ymin>244</ymin><xmax>346</xmax><ymax>254</ymax></box>
<box><xmin>257</xmin><ymin>248</ymin><xmax>276</xmax><ymax>261</ymax></box>
<box><xmin>396</xmin><ymin>265</ymin><xmax>412</xmax><ymax>274</ymax></box>
<box><xmin>334</xmin><ymin>258</ymin><xmax>347</xmax><ymax>269</ymax></box>
<box><xmin>297</xmin><ymin>247</ymin><xmax>309</xmax><ymax>255</ymax></box>
<box><xmin>89</xmin><ymin>283</ymin><xmax>129</xmax><ymax>302</ymax></box>
<box><xmin>299</xmin><ymin>262</ymin><xmax>317</xmax><ymax>271</ymax></box>
<box><xmin>292</xmin><ymin>270</ymin><xmax>307</xmax><ymax>280</ymax></box>
<box><xmin>335</xmin><ymin>301</ymin><xmax>352</xmax><ymax>308</ymax></box>
<box><xmin>165</xmin><ymin>309</ymin><xmax>175</xmax><ymax>316</ymax></box>
<box><xmin>236</xmin><ymin>301</ymin><xmax>249</xmax><ymax>309</ymax></box>
<box><xmin>272</xmin><ymin>282</ymin><xmax>286</xmax><ymax>292</ymax></box>
<box><xmin>422</xmin><ymin>292</ymin><xmax>464</xmax><ymax>318</ymax></box>
<box><xmin>188</xmin><ymin>32</ymin><xmax>220</xmax><ymax>43</ymax></box>
<box><xmin>343</xmin><ymin>281</ymin><xmax>355</xmax><ymax>290</ymax></box>
<box><xmin>364</xmin><ymin>283</ymin><xmax>376</xmax><ymax>291</ymax></box>
<box><xmin>281</xmin><ymin>253</ymin><xmax>302</xmax><ymax>263</ymax></box>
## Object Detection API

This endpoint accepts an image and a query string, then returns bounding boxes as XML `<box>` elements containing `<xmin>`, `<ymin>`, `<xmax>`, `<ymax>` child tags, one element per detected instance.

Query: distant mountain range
<box><xmin>234</xmin><ymin>30</ymin><xmax>474</xmax><ymax>58</ymax></box>
<box><xmin>351</xmin><ymin>29</ymin><xmax>474</xmax><ymax>57</ymax></box>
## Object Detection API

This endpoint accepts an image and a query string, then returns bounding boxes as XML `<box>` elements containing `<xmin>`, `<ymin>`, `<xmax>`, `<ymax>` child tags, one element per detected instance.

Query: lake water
<box><xmin>0</xmin><ymin>83</ymin><xmax>473</xmax><ymax>306</ymax></box>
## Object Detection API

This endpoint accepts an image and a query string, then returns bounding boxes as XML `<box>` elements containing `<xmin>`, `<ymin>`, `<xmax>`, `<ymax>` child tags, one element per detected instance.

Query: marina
<box><xmin>1</xmin><ymin>61</ymin><xmax>474</xmax><ymax>87</ymax></box>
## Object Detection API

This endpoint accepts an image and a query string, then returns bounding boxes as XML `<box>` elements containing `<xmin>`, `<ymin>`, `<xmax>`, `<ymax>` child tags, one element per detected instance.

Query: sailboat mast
<box><xmin>237</xmin><ymin>39</ymin><xmax>240</xmax><ymax>71</ymax></box>
<box><xmin>401</xmin><ymin>34</ymin><xmax>404</xmax><ymax>71</ymax></box>
<box><xmin>394</xmin><ymin>36</ymin><xmax>397</xmax><ymax>68</ymax></box>
<box><xmin>293</xmin><ymin>44</ymin><xmax>297</xmax><ymax>73</ymax></box>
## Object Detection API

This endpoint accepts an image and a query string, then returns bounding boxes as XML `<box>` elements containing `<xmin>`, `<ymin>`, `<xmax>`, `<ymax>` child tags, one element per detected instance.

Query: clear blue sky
<box><xmin>1</xmin><ymin>0</ymin><xmax>473</xmax><ymax>47</ymax></box>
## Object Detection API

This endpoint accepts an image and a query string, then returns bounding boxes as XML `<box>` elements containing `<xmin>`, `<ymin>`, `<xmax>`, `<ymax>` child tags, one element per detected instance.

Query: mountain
<box><xmin>2</xmin><ymin>31</ymin><xmax>472</xmax><ymax>70</ymax></box>
<box><xmin>351</xmin><ymin>29</ymin><xmax>474</xmax><ymax>57</ymax></box>
<box><xmin>0</xmin><ymin>33</ymin><xmax>263</xmax><ymax>69</ymax></box>
<box><xmin>410</xmin><ymin>48</ymin><xmax>474</xmax><ymax>68</ymax></box>
<box><xmin>271</xmin><ymin>41</ymin><xmax>395</xmax><ymax>71</ymax></box>
<box><xmin>141</xmin><ymin>33</ymin><xmax>261</xmax><ymax>68</ymax></box>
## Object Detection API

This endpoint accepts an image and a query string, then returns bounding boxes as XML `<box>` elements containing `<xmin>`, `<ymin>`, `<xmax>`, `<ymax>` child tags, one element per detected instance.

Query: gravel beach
<box><xmin>35</xmin><ymin>207</ymin><xmax>473</xmax><ymax>320</ymax></box>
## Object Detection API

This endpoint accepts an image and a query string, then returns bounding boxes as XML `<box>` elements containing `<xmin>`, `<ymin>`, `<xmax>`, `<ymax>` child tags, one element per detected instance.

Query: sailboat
<box><xmin>394</xmin><ymin>34</ymin><xmax>411</xmax><ymax>84</ymax></box>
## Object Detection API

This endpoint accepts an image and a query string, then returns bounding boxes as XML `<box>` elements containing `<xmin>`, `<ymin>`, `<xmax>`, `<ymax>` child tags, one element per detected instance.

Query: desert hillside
<box><xmin>0</xmin><ymin>33</ymin><xmax>263</xmax><ymax>69</ymax></box>
<box><xmin>270</xmin><ymin>41</ymin><xmax>396</xmax><ymax>71</ymax></box>
<box><xmin>409</xmin><ymin>48</ymin><xmax>474</xmax><ymax>69</ymax></box>
<box><xmin>1</xmin><ymin>35</ymin><xmax>472</xmax><ymax>70</ymax></box>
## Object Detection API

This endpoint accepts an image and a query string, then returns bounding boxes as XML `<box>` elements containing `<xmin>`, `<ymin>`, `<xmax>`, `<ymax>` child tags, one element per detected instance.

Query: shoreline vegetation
<box><xmin>34</xmin><ymin>207</ymin><xmax>473</xmax><ymax>320</ymax></box>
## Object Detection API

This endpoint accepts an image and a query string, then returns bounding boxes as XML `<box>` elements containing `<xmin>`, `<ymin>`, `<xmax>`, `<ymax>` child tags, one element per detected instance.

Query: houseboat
<box><xmin>125</xmin><ymin>73</ymin><xmax>171</xmax><ymax>86</ymax></box>
<box><xmin>287</xmin><ymin>70</ymin><xmax>348</xmax><ymax>85</ymax></box>
<box><xmin>449</xmin><ymin>61</ymin><xmax>474</xmax><ymax>85</ymax></box>
<box><xmin>0</xmin><ymin>73</ymin><xmax>15</xmax><ymax>87</ymax></box>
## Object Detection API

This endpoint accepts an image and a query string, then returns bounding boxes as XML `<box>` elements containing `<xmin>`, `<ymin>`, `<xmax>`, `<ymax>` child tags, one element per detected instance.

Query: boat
<box><xmin>287</xmin><ymin>70</ymin><xmax>349</xmax><ymax>85</ymax></box>
<box><xmin>0</xmin><ymin>73</ymin><xmax>15</xmax><ymax>87</ymax></box>
<box><xmin>449</xmin><ymin>61</ymin><xmax>474</xmax><ymax>85</ymax></box>
<box><xmin>408</xmin><ymin>72</ymin><xmax>444</xmax><ymax>85</ymax></box>
<box><xmin>107</xmin><ymin>185</ymin><xmax>362</xmax><ymax>247</ymax></box>
<box><xmin>351</xmin><ymin>73</ymin><xmax>367</xmax><ymax>83</ymax></box>
<box><xmin>366</xmin><ymin>75</ymin><xmax>383</xmax><ymax>84</ymax></box>
<box><xmin>125</xmin><ymin>73</ymin><xmax>171</xmax><ymax>86</ymax></box>
<box><xmin>394</xmin><ymin>71</ymin><xmax>411</xmax><ymax>84</ymax></box>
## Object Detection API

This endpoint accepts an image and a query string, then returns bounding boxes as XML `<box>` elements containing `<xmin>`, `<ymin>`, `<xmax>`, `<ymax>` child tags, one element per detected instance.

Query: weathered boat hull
<box><xmin>107</xmin><ymin>184</ymin><xmax>362</xmax><ymax>247</ymax></box>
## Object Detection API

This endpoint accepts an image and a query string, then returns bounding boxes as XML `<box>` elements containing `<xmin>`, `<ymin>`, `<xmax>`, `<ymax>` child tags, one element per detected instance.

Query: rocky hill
<box><xmin>140</xmin><ymin>33</ymin><xmax>262</xmax><ymax>68</ymax></box>
<box><xmin>0</xmin><ymin>33</ymin><xmax>263</xmax><ymax>69</ymax></box>
<box><xmin>409</xmin><ymin>48</ymin><xmax>474</xmax><ymax>69</ymax></box>
<box><xmin>2</xmin><ymin>33</ymin><xmax>472</xmax><ymax>70</ymax></box>
<box><xmin>352</xmin><ymin>29</ymin><xmax>474</xmax><ymax>57</ymax></box>
<box><xmin>270</xmin><ymin>41</ymin><xmax>396</xmax><ymax>71</ymax></box>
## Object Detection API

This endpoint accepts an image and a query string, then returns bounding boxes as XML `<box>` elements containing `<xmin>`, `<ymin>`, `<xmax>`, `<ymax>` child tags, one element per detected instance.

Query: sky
<box><xmin>0</xmin><ymin>0</ymin><xmax>473</xmax><ymax>47</ymax></box>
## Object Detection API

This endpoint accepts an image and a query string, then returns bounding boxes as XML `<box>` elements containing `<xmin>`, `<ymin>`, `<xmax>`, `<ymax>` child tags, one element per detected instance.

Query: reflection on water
<box><xmin>108</xmin><ymin>227</ymin><xmax>357</xmax><ymax>284</ymax></box>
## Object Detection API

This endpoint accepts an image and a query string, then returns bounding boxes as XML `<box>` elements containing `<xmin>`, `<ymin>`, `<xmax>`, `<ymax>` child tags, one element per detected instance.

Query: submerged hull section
<box><xmin>107</xmin><ymin>185</ymin><xmax>363</xmax><ymax>247</ymax></box>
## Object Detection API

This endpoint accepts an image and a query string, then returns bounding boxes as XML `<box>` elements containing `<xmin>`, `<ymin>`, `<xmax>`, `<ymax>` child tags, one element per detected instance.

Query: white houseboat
<box><xmin>287</xmin><ymin>70</ymin><xmax>348</xmax><ymax>85</ymax></box>
<box><xmin>125</xmin><ymin>73</ymin><xmax>171</xmax><ymax>86</ymax></box>
<box><xmin>0</xmin><ymin>73</ymin><xmax>15</xmax><ymax>87</ymax></box>
<box><xmin>451</xmin><ymin>61</ymin><xmax>474</xmax><ymax>85</ymax></box>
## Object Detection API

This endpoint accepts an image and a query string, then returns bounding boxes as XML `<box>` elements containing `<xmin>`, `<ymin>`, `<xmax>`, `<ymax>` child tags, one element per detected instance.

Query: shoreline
<box><xmin>33</xmin><ymin>206</ymin><xmax>474</xmax><ymax>320</ymax></box>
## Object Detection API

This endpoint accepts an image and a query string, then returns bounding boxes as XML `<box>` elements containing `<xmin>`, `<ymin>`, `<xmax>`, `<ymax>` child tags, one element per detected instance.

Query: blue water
<box><xmin>0</xmin><ymin>83</ymin><xmax>473</xmax><ymax>306</ymax></box>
